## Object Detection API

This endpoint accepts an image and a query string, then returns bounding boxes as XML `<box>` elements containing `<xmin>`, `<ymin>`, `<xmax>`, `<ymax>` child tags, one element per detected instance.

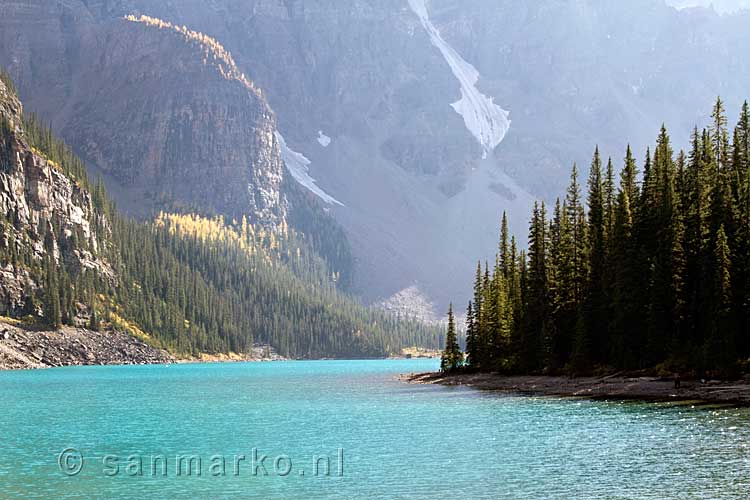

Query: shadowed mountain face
<box><xmin>2</xmin><ymin>0</ymin><xmax>750</xmax><ymax>310</ymax></box>
<box><xmin>0</xmin><ymin>5</ymin><xmax>286</xmax><ymax>226</ymax></box>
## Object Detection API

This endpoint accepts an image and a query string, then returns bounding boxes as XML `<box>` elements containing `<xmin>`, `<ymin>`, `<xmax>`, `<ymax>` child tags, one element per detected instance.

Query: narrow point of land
<box><xmin>405</xmin><ymin>371</ymin><xmax>750</xmax><ymax>406</ymax></box>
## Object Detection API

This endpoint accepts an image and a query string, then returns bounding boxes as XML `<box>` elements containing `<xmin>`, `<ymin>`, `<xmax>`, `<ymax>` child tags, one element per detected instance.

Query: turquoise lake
<box><xmin>2</xmin><ymin>359</ymin><xmax>750</xmax><ymax>499</ymax></box>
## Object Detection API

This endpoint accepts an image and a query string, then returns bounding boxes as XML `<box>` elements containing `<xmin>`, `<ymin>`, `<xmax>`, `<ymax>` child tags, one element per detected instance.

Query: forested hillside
<box><xmin>449</xmin><ymin>98</ymin><xmax>750</xmax><ymax>377</ymax></box>
<box><xmin>0</xmin><ymin>73</ymin><xmax>439</xmax><ymax>358</ymax></box>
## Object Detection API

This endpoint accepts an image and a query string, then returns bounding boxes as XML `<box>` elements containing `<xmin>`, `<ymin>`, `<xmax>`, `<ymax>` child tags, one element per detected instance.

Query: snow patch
<box><xmin>275</xmin><ymin>132</ymin><xmax>344</xmax><ymax>206</ymax></box>
<box><xmin>408</xmin><ymin>0</ymin><xmax>511</xmax><ymax>158</ymax></box>
<box><xmin>317</xmin><ymin>130</ymin><xmax>331</xmax><ymax>147</ymax></box>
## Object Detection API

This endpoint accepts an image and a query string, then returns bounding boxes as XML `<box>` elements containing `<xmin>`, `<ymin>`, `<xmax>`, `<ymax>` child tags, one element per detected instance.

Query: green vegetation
<box><xmin>285</xmin><ymin>177</ymin><xmax>354</xmax><ymax>289</ymax></box>
<box><xmin>453</xmin><ymin>98</ymin><xmax>750</xmax><ymax>378</ymax></box>
<box><xmin>23</xmin><ymin>113</ymin><xmax>92</xmax><ymax>188</ymax></box>
<box><xmin>440</xmin><ymin>304</ymin><xmax>463</xmax><ymax>372</ymax></box>
<box><xmin>0</xmin><ymin>85</ymin><xmax>440</xmax><ymax>359</ymax></box>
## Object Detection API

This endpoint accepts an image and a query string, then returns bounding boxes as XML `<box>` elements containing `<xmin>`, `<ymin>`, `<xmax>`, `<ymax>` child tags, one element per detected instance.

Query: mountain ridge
<box><xmin>5</xmin><ymin>0</ymin><xmax>750</xmax><ymax>312</ymax></box>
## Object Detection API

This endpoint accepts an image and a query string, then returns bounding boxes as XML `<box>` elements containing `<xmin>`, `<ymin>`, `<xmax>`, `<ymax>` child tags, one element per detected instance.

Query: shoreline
<box><xmin>0</xmin><ymin>320</ymin><xmax>438</xmax><ymax>371</ymax></box>
<box><xmin>404</xmin><ymin>371</ymin><xmax>750</xmax><ymax>406</ymax></box>
<box><xmin>0</xmin><ymin>320</ymin><xmax>175</xmax><ymax>371</ymax></box>
<box><xmin>0</xmin><ymin>320</ymin><xmax>287</xmax><ymax>371</ymax></box>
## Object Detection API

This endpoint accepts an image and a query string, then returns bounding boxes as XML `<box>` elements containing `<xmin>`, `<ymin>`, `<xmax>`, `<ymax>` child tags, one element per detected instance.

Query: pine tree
<box><xmin>732</xmin><ymin>103</ymin><xmax>750</xmax><ymax>353</ymax></box>
<box><xmin>610</xmin><ymin>161</ymin><xmax>639</xmax><ymax>368</ymax></box>
<box><xmin>499</xmin><ymin>212</ymin><xmax>511</xmax><ymax>278</ymax></box>
<box><xmin>566</xmin><ymin>164</ymin><xmax>588</xmax><ymax>306</ymax></box>
<box><xmin>465</xmin><ymin>302</ymin><xmax>477</xmax><ymax>369</ymax></box>
<box><xmin>647</xmin><ymin>125</ymin><xmax>686</xmax><ymax>364</ymax></box>
<box><xmin>712</xmin><ymin>97</ymin><xmax>730</xmax><ymax>171</ymax></box>
<box><xmin>683</xmin><ymin>128</ymin><xmax>714</xmax><ymax>353</ymax></box>
<box><xmin>44</xmin><ymin>258</ymin><xmax>62</xmax><ymax>329</ymax></box>
<box><xmin>579</xmin><ymin>147</ymin><xmax>607</xmax><ymax>367</ymax></box>
<box><xmin>522</xmin><ymin>202</ymin><xmax>548</xmax><ymax>372</ymax></box>
<box><xmin>472</xmin><ymin>262</ymin><xmax>486</xmax><ymax>369</ymax></box>
<box><xmin>704</xmin><ymin>225</ymin><xmax>733</xmax><ymax>372</ymax></box>
<box><xmin>88</xmin><ymin>290</ymin><xmax>100</xmax><ymax>331</ymax></box>
<box><xmin>455</xmin><ymin>99</ymin><xmax>750</xmax><ymax>376</ymax></box>
<box><xmin>440</xmin><ymin>304</ymin><xmax>463</xmax><ymax>372</ymax></box>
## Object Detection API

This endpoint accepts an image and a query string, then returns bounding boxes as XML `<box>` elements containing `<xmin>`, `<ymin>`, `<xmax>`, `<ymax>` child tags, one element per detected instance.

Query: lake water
<box><xmin>1</xmin><ymin>359</ymin><xmax>749</xmax><ymax>499</ymax></box>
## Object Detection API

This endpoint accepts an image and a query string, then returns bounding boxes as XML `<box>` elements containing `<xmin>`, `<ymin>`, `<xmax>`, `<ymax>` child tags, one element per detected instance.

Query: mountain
<box><xmin>0</xmin><ymin>74</ymin><xmax>440</xmax><ymax>358</ymax></box>
<box><xmin>3</xmin><ymin>11</ymin><xmax>285</xmax><ymax>225</ymax></box>
<box><xmin>666</xmin><ymin>0</ymin><xmax>750</xmax><ymax>13</ymax></box>
<box><xmin>0</xmin><ymin>75</ymin><xmax>113</xmax><ymax>316</ymax></box>
<box><xmin>3</xmin><ymin>0</ymin><xmax>750</xmax><ymax>312</ymax></box>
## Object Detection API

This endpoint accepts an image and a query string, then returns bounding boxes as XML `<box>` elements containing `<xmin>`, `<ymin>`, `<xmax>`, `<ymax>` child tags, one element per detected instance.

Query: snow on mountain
<box><xmin>317</xmin><ymin>130</ymin><xmax>332</xmax><ymax>147</ymax></box>
<box><xmin>407</xmin><ymin>0</ymin><xmax>511</xmax><ymax>158</ymax></box>
<box><xmin>275</xmin><ymin>132</ymin><xmax>344</xmax><ymax>206</ymax></box>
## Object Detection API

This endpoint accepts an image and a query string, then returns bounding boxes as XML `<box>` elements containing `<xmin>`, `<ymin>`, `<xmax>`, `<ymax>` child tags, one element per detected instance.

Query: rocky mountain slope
<box><xmin>3</xmin><ymin>0</ymin><xmax>750</xmax><ymax>311</ymax></box>
<box><xmin>0</xmin><ymin>75</ymin><xmax>441</xmax><ymax>358</ymax></box>
<box><xmin>0</xmin><ymin>76</ymin><xmax>112</xmax><ymax>317</ymax></box>
<box><xmin>3</xmin><ymin>10</ymin><xmax>286</xmax><ymax>225</ymax></box>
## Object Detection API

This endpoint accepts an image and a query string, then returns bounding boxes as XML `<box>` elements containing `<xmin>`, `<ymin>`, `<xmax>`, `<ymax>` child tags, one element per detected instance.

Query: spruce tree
<box><xmin>499</xmin><ymin>212</ymin><xmax>511</xmax><ymax>277</ymax></box>
<box><xmin>580</xmin><ymin>147</ymin><xmax>607</xmax><ymax>366</ymax></box>
<box><xmin>440</xmin><ymin>304</ymin><xmax>463</xmax><ymax>372</ymax></box>
<box><xmin>610</xmin><ymin>164</ymin><xmax>639</xmax><ymax>368</ymax></box>
<box><xmin>465</xmin><ymin>302</ymin><xmax>477</xmax><ymax>369</ymax></box>
<box><xmin>522</xmin><ymin>202</ymin><xmax>548</xmax><ymax>372</ymax></box>
<box><xmin>44</xmin><ymin>258</ymin><xmax>62</xmax><ymax>329</ymax></box>
<box><xmin>454</xmin><ymin>99</ymin><xmax>750</xmax><ymax>376</ymax></box>
<box><xmin>705</xmin><ymin>225</ymin><xmax>733</xmax><ymax>372</ymax></box>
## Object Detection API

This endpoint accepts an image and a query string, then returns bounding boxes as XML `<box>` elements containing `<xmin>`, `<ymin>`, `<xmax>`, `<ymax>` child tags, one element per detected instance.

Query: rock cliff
<box><xmin>0</xmin><ymin>79</ymin><xmax>112</xmax><ymax>316</ymax></box>
<box><xmin>1</xmin><ymin>5</ymin><xmax>287</xmax><ymax>226</ymax></box>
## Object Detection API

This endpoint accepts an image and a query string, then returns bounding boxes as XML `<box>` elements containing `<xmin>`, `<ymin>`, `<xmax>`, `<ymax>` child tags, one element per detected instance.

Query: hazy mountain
<box><xmin>2</xmin><ymin>0</ymin><xmax>750</xmax><ymax>313</ymax></box>
<box><xmin>666</xmin><ymin>0</ymin><xmax>750</xmax><ymax>13</ymax></box>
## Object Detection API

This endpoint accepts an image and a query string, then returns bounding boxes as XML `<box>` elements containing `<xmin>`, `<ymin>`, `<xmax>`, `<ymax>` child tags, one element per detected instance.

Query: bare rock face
<box><xmin>0</xmin><ymin>6</ymin><xmax>287</xmax><ymax>226</ymax></box>
<box><xmin>0</xmin><ymin>80</ymin><xmax>112</xmax><ymax>316</ymax></box>
<box><xmin>63</xmin><ymin>16</ymin><xmax>287</xmax><ymax>225</ymax></box>
<box><xmin>0</xmin><ymin>264</ymin><xmax>35</xmax><ymax>316</ymax></box>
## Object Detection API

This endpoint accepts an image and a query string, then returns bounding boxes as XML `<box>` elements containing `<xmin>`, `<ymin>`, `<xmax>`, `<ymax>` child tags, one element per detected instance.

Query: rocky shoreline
<box><xmin>0</xmin><ymin>320</ymin><xmax>290</xmax><ymax>370</ymax></box>
<box><xmin>0</xmin><ymin>321</ymin><xmax>174</xmax><ymax>370</ymax></box>
<box><xmin>405</xmin><ymin>371</ymin><xmax>750</xmax><ymax>406</ymax></box>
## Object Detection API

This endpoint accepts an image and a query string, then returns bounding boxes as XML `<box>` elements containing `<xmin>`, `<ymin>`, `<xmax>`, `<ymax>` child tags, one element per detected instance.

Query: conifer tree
<box><xmin>441</xmin><ymin>304</ymin><xmax>463</xmax><ymax>372</ymax></box>
<box><xmin>522</xmin><ymin>202</ymin><xmax>548</xmax><ymax>372</ymax></box>
<box><xmin>465</xmin><ymin>302</ymin><xmax>477</xmax><ymax>369</ymax></box>
<box><xmin>580</xmin><ymin>147</ymin><xmax>607</xmax><ymax>365</ymax></box>
<box><xmin>705</xmin><ymin>225</ymin><xmax>733</xmax><ymax>372</ymax></box>
<box><xmin>499</xmin><ymin>212</ymin><xmax>511</xmax><ymax>277</ymax></box>
<box><xmin>44</xmin><ymin>258</ymin><xmax>62</xmax><ymax>329</ymax></box>
<box><xmin>453</xmin><ymin>99</ymin><xmax>750</xmax><ymax>376</ymax></box>
<box><xmin>646</xmin><ymin>126</ymin><xmax>685</xmax><ymax>364</ymax></box>
<box><xmin>610</xmin><ymin>160</ymin><xmax>639</xmax><ymax>368</ymax></box>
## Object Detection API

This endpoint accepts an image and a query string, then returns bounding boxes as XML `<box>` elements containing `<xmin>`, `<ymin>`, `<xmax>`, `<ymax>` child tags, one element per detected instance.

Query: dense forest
<box><xmin>0</xmin><ymin>74</ymin><xmax>440</xmax><ymax>358</ymax></box>
<box><xmin>443</xmin><ymin>99</ymin><xmax>750</xmax><ymax>378</ymax></box>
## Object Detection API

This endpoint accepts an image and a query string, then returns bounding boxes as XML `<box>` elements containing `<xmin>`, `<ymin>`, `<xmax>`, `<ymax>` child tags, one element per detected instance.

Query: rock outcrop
<box><xmin>0</xmin><ymin>6</ymin><xmax>287</xmax><ymax>226</ymax></box>
<box><xmin>66</xmin><ymin>15</ymin><xmax>286</xmax><ymax>225</ymax></box>
<box><xmin>0</xmin><ymin>79</ymin><xmax>113</xmax><ymax>316</ymax></box>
